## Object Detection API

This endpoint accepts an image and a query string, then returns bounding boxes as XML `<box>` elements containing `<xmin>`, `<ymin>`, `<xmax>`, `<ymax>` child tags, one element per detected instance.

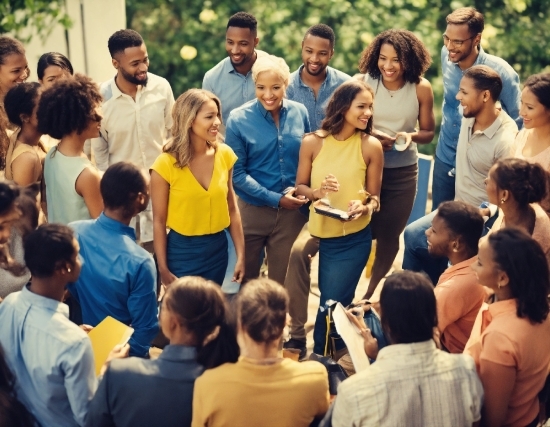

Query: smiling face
<box><xmin>471</xmin><ymin>237</ymin><xmax>502</xmax><ymax>289</ymax></box>
<box><xmin>377</xmin><ymin>43</ymin><xmax>404</xmax><ymax>87</ymax></box>
<box><xmin>301</xmin><ymin>34</ymin><xmax>333</xmax><ymax>77</ymax></box>
<box><xmin>0</xmin><ymin>53</ymin><xmax>28</xmax><ymax>95</ymax></box>
<box><xmin>456</xmin><ymin>75</ymin><xmax>486</xmax><ymax>118</ymax></box>
<box><xmin>343</xmin><ymin>89</ymin><xmax>373</xmax><ymax>130</ymax></box>
<box><xmin>255</xmin><ymin>70</ymin><xmax>285</xmax><ymax>112</ymax></box>
<box><xmin>426</xmin><ymin>214</ymin><xmax>454</xmax><ymax>257</ymax></box>
<box><xmin>114</xmin><ymin>44</ymin><xmax>149</xmax><ymax>86</ymax></box>
<box><xmin>520</xmin><ymin>87</ymin><xmax>550</xmax><ymax>130</ymax></box>
<box><xmin>40</xmin><ymin>65</ymin><xmax>71</xmax><ymax>90</ymax></box>
<box><xmin>225</xmin><ymin>26</ymin><xmax>258</xmax><ymax>69</ymax></box>
<box><xmin>443</xmin><ymin>23</ymin><xmax>480</xmax><ymax>65</ymax></box>
<box><xmin>190</xmin><ymin>99</ymin><xmax>221</xmax><ymax>142</ymax></box>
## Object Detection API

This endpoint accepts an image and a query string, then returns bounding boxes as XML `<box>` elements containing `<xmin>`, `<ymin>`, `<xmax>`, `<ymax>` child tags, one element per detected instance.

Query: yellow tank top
<box><xmin>309</xmin><ymin>132</ymin><xmax>371</xmax><ymax>238</ymax></box>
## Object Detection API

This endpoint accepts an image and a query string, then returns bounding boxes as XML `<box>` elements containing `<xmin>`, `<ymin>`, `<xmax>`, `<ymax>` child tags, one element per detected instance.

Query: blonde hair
<box><xmin>252</xmin><ymin>55</ymin><xmax>290</xmax><ymax>87</ymax></box>
<box><xmin>164</xmin><ymin>89</ymin><xmax>221</xmax><ymax>168</ymax></box>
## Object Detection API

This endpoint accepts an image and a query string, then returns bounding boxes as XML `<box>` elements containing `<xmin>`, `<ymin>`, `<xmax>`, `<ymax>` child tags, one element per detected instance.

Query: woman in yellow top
<box><xmin>296</xmin><ymin>79</ymin><xmax>384</xmax><ymax>355</ymax></box>
<box><xmin>4</xmin><ymin>82</ymin><xmax>46</xmax><ymax>185</ymax></box>
<box><xmin>151</xmin><ymin>89</ymin><xmax>244</xmax><ymax>286</ymax></box>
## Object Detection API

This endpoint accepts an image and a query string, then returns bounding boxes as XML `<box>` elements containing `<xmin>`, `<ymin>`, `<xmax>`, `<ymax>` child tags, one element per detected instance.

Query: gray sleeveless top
<box><xmin>365</xmin><ymin>75</ymin><xmax>419</xmax><ymax>168</ymax></box>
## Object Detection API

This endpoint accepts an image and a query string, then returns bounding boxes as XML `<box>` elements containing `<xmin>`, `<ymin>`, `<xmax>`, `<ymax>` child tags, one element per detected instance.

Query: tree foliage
<box><xmin>0</xmin><ymin>0</ymin><xmax>71</xmax><ymax>42</ymax></box>
<box><xmin>125</xmin><ymin>0</ymin><xmax>549</xmax><ymax>154</ymax></box>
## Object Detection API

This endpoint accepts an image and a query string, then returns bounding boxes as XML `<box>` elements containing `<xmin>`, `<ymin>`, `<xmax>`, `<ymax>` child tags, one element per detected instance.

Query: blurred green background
<box><xmin>5</xmin><ymin>0</ymin><xmax>549</xmax><ymax>155</ymax></box>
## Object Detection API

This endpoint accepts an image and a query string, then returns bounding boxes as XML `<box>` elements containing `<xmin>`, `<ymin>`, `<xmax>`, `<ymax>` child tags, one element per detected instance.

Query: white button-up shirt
<box><xmin>0</xmin><ymin>286</ymin><xmax>97</xmax><ymax>427</ymax></box>
<box><xmin>332</xmin><ymin>340</ymin><xmax>483</xmax><ymax>427</ymax></box>
<box><xmin>92</xmin><ymin>72</ymin><xmax>175</xmax><ymax>172</ymax></box>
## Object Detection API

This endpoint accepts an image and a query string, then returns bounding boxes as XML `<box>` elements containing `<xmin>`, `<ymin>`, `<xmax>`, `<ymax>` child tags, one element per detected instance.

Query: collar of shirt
<box><xmin>481</xmin><ymin>298</ymin><xmax>517</xmax><ymax>332</ymax></box>
<box><xmin>296</xmin><ymin>64</ymin><xmax>332</xmax><ymax>89</ymax></box>
<box><xmin>109</xmin><ymin>74</ymin><xmax>148</xmax><ymax>99</ymax></box>
<box><xmin>439</xmin><ymin>256</ymin><xmax>477</xmax><ymax>284</ymax></box>
<box><xmin>466</xmin><ymin>111</ymin><xmax>504</xmax><ymax>140</ymax></box>
<box><xmin>159</xmin><ymin>344</ymin><xmax>197</xmax><ymax>362</ymax></box>
<box><xmin>255</xmin><ymin>98</ymin><xmax>288</xmax><ymax>121</ymax></box>
<box><xmin>20</xmin><ymin>284</ymin><xmax>69</xmax><ymax>318</ymax></box>
<box><xmin>96</xmin><ymin>212</ymin><xmax>137</xmax><ymax>240</ymax></box>
<box><xmin>376</xmin><ymin>339</ymin><xmax>437</xmax><ymax>362</ymax></box>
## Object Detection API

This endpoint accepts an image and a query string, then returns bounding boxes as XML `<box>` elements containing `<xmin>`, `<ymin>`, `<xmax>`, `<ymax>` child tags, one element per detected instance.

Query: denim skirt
<box><xmin>166</xmin><ymin>229</ymin><xmax>228</xmax><ymax>285</ymax></box>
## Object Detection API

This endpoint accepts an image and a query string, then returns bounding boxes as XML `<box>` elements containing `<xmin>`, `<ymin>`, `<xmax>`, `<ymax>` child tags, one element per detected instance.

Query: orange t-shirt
<box><xmin>465</xmin><ymin>299</ymin><xmax>550</xmax><ymax>427</ymax></box>
<box><xmin>434</xmin><ymin>257</ymin><xmax>486</xmax><ymax>353</ymax></box>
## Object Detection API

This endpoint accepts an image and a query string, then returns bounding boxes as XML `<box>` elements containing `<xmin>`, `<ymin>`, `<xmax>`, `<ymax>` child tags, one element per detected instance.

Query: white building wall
<box><xmin>23</xmin><ymin>0</ymin><xmax>126</xmax><ymax>84</ymax></box>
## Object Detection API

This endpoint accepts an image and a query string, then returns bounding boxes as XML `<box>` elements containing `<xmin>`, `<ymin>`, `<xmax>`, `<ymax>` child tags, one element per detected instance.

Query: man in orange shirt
<box><xmin>426</xmin><ymin>200</ymin><xmax>486</xmax><ymax>352</ymax></box>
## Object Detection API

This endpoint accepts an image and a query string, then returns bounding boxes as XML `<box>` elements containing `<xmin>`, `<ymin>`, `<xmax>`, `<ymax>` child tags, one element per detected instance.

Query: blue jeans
<box><xmin>432</xmin><ymin>157</ymin><xmax>455</xmax><ymax>211</ymax></box>
<box><xmin>313</xmin><ymin>225</ymin><xmax>372</xmax><ymax>355</ymax></box>
<box><xmin>402</xmin><ymin>210</ymin><xmax>448</xmax><ymax>285</ymax></box>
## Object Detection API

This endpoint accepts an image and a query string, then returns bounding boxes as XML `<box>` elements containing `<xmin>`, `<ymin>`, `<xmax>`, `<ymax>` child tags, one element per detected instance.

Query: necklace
<box><xmin>382</xmin><ymin>81</ymin><xmax>405</xmax><ymax>98</ymax></box>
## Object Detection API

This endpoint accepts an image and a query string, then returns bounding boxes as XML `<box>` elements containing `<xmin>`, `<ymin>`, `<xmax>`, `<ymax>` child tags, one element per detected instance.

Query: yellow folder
<box><xmin>88</xmin><ymin>316</ymin><xmax>134</xmax><ymax>376</ymax></box>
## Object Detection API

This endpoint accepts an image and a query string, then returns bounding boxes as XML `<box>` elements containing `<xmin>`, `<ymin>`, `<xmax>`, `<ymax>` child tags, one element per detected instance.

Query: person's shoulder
<box><xmin>227</xmin><ymin>100</ymin><xmax>256</xmax><ymax>124</ymax></box>
<box><xmin>416</xmin><ymin>76</ymin><xmax>433</xmax><ymax>91</ymax></box>
<box><xmin>195</xmin><ymin>361</ymin><xmax>236</xmax><ymax>385</ymax></box>
<box><xmin>303</xmin><ymin>132</ymin><xmax>324</xmax><ymax>146</ymax></box>
<box><xmin>203</xmin><ymin>57</ymin><xmax>230</xmax><ymax>81</ymax></box>
<box><xmin>98</xmin><ymin>78</ymin><xmax>116</xmax><ymax>103</ymax></box>
<box><xmin>328</xmin><ymin>66</ymin><xmax>351</xmax><ymax>84</ymax></box>
<box><xmin>69</xmin><ymin>218</ymin><xmax>95</xmax><ymax>233</ymax></box>
<box><xmin>284</xmin><ymin>359</ymin><xmax>327</xmax><ymax>376</ymax></box>
<box><xmin>107</xmin><ymin>356</ymin><xmax>154</xmax><ymax>378</ymax></box>
<box><xmin>146</xmin><ymin>72</ymin><xmax>172</xmax><ymax>89</ymax></box>
<box><xmin>217</xmin><ymin>142</ymin><xmax>235</xmax><ymax>156</ymax></box>
<box><xmin>481</xmin><ymin>52</ymin><xmax>518</xmax><ymax>78</ymax></box>
<box><xmin>361</xmin><ymin>132</ymin><xmax>383</xmax><ymax>150</ymax></box>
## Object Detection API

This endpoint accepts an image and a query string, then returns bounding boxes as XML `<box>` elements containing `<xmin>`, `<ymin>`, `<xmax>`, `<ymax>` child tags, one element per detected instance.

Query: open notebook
<box><xmin>88</xmin><ymin>316</ymin><xmax>134</xmax><ymax>376</ymax></box>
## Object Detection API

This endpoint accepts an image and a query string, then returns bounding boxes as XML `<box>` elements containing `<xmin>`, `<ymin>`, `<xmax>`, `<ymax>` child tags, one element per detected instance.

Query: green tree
<box><xmin>0</xmin><ymin>0</ymin><xmax>71</xmax><ymax>42</ymax></box>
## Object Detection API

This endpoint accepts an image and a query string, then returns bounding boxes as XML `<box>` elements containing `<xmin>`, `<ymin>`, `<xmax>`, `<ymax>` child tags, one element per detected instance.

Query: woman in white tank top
<box><xmin>357</xmin><ymin>30</ymin><xmax>435</xmax><ymax>300</ymax></box>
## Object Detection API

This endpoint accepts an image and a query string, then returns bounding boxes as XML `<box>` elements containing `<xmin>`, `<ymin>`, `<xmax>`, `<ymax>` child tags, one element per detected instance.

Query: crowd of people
<box><xmin>0</xmin><ymin>5</ymin><xmax>550</xmax><ymax>427</ymax></box>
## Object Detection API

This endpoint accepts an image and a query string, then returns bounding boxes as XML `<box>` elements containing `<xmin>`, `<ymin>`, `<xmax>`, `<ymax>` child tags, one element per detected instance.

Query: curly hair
<box><xmin>488</xmin><ymin>228</ymin><xmax>550</xmax><ymax>323</ymax></box>
<box><xmin>492</xmin><ymin>158</ymin><xmax>548</xmax><ymax>207</ymax></box>
<box><xmin>320</xmin><ymin>79</ymin><xmax>374</xmax><ymax>136</ymax></box>
<box><xmin>36</xmin><ymin>73</ymin><xmax>102</xmax><ymax>140</ymax></box>
<box><xmin>4</xmin><ymin>82</ymin><xmax>41</xmax><ymax>127</ymax></box>
<box><xmin>164</xmin><ymin>89</ymin><xmax>220</xmax><ymax>168</ymax></box>
<box><xmin>358</xmin><ymin>29</ymin><xmax>431</xmax><ymax>84</ymax></box>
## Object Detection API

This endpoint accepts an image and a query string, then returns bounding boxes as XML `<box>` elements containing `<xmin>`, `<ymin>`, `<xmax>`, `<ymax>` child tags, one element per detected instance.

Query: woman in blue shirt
<box><xmin>226</xmin><ymin>54</ymin><xmax>311</xmax><ymax>285</ymax></box>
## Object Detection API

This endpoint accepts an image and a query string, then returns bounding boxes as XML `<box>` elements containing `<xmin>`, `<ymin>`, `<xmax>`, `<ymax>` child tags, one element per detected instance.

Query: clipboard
<box><xmin>87</xmin><ymin>316</ymin><xmax>134</xmax><ymax>376</ymax></box>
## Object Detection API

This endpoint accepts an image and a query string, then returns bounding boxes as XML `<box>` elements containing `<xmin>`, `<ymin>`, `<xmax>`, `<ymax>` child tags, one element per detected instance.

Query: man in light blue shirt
<box><xmin>69</xmin><ymin>162</ymin><xmax>158</xmax><ymax>358</ymax></box>
<box><xmin>284</xmin><ymin>23</ymin><xmax>350</xmax><ymax>359</ymax></box>
<box><xmin>0</xmin><ymin>224</ymin><xmax>128</xmax><ymax>427</ymax></box>
<box><xmin>286</xmin><ymin>24</ymin><xmax>350</xmax><ymax>131</ymax></box>
<box><xmin>433</xmin><ymin>7</ymin><xmax>521</xmax><ymax>209</ymax></box>
<box><xmin>202</xmin><ymin>12</ymin><xmax>267</xmax><ymax>125</ymax></box>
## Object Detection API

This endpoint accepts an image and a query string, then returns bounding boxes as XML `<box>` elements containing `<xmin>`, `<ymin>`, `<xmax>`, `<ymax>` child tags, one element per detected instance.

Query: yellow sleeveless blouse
<box><xmin>309</xmin><ymin>132</ymin><xmax>371</xmax><ymax>238</ymax></box>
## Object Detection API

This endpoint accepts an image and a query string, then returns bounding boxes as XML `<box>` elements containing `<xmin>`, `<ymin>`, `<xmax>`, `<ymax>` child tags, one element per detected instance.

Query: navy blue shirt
<box><xmin>225</xmin><ymin>99</ymin><xmax>311</xmax><ymax>208</ymax></box>
<box><xmin>68</xmin><ymin>213</ymin><xmax>159</xmax><ymax>357</ymax></box>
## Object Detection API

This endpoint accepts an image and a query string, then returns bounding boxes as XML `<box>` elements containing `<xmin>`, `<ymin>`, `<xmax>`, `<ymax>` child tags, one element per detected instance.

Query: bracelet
<box><xmin>365</xmin><ymin>196</ymin><xmax>380</xmax><ymax>213</ymax></box>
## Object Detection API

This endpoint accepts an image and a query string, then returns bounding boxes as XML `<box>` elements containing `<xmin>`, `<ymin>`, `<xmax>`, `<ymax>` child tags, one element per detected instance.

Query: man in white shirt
<box><xmin>92</xmin><ymin>29</ymin><xmax>175</xmax><ymax>251</ymax></box>
<box><xmin>331</xmin><ymin>271</ymin><xmax>483</xmax><ymax>427</ymax></box>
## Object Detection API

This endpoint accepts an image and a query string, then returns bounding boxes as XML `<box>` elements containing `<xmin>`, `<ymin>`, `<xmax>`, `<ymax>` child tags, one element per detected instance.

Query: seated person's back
<box><xmin>191</xmin><ymin>279</ymin><xmax>329</xmax><ymax>427</ymax></box>
<box><xmin>86</xmin><ymin>277</ymin><xmax>239</xmax><ymax>427</ymax></box>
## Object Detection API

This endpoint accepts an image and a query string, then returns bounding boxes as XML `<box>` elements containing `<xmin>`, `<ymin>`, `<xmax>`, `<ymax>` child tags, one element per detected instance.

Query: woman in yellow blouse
<box><xmin>151</xmin><ymin>89</ymin><xmax>244</xmax><ymax>286</ymax></box>
<box><xmin>296</xmin><ymin>79</ymin><xmax>384</xmax><ymax>355</ymax></box>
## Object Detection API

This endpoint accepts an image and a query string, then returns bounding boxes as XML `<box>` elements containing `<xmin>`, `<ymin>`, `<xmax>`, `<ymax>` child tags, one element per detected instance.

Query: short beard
<box><xmin>120</xmin><ymin>68</ymin><xmax>148</xmax><ymax>87</ymax></box>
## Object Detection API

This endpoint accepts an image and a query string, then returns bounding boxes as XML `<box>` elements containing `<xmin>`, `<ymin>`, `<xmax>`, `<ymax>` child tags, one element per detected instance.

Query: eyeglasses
<box><xmin>442</xmin><ymin>34</ymin><xmax>476</xmax><ymax>47</ymax></box>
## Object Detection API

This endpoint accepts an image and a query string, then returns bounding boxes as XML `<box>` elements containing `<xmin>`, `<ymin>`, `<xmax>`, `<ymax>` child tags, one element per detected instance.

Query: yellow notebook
<box><xmin>88</xmin><ymin>316</ymin><xmax>134</xmax><ymax>376</ymax></box>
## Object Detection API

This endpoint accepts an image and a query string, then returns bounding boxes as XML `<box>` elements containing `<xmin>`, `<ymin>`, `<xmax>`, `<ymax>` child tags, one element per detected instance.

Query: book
<box><xmin>88</xmin><ymin>316</ymin><xmax>134</xmax><ymax>376</ymax></box>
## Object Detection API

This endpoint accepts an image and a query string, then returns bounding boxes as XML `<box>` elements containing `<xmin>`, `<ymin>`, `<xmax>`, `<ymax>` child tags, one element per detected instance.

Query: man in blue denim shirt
<box><xmin>226</xmin><ymin>55</ymin><xmax>311</xmax><ymax>285</ymax></box>
<box><xmin>284</xmin><ymin>23</ymin><xmax>350</xmax><ymax>358</ymax></box>
<box><xmin>433</xmin><ymin>7</ymin><xmax>521</xmax><ymax>209</ymax></box>
<box><xmin>202</xmin><ymin>12</ymin><xmax>268</xmax><ymax>126</ymax></box>
<box><xmin>286</xmin><ymin>24</ymin><xmax>350</xmax><ymax>131</ymax></box>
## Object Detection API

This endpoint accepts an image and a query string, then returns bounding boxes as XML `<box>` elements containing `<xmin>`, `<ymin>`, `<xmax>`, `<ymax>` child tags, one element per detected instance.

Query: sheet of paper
<box><xmin>332</xmin><ymin>303</ymin><xmax>370</xmax><ymax>373</ymax></box>
<box><xmin>87</xmin><ymin>316</ymin><xmax>134</xmax><ymax>376</ymax></box>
